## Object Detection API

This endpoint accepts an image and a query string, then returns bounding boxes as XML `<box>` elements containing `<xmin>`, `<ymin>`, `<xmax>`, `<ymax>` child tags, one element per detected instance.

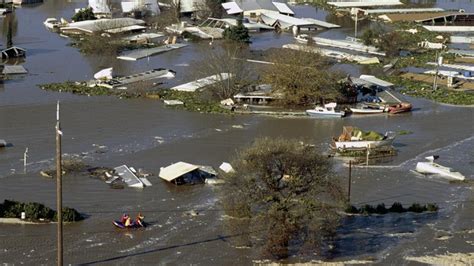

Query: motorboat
<box><xmin>415</xmin><ymin>156</ymin><xmax>465</xmax><ymax>181</ymax></box>
<box><xmin>0</xmin><ymin>139</ymin><xmax>6</xmax><ymax>148</ymax></box>
<box><xmin>294</xmin><ymin>34</ymin><xmax>310</xmax><ymax>44</ymax></box>
<box><xmin>306</xmin><ymin>102</ymin><xmax>345</xmax><ymax>118</ymax></box>
<box><xmin>43</xmin><ymin>18</ymin><xmax>61</xmax><ymax>30</ymax></box>
<box><xmin>350</xmin><ymin>104</ymin><xmax>385</xmax><ymax>114</ymax></box>
<box><xmin>332</xmin><ymin>126</ymin><xmax>395</xmax><ymax>150</ymax></box>
<box><xmin>388</xmin><ymin>102</ymin><xmax>412</xmax><ymax>114</ymax></box>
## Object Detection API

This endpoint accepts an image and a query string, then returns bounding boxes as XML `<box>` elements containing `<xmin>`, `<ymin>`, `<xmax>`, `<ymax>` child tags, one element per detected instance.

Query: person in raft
<box><xmin>135</xmin><ymin>213</ymin><xmax>145</xmax><ymax>227</ymax></box>
<box><xmin>120</xmin><ymin>214</ymin><xmax>129</xmax><ymax>224</ymax></box>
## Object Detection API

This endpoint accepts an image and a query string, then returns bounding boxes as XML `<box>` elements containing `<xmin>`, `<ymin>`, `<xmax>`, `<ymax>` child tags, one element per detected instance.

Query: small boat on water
<box><xmin>350</xmin><ymin>104</ymin><xmax>385</xmax><ymax>114</ymax></box>
<box><xmin>0</xmin><ymin>139</ymin><xmax>6</xmax><ymax>148</ymax></box>
<box><xmin>332</xmin><ymin>126</ymin><xmax>395</xmax><ymax>150</ymax></box>
<box><xmin>388</xmin><ymin>102</ymin><xmax>412</xmax><ymax>114</ymax></box>
<box><xmin>306</xmin><ymin>102</ymin><xmax>345</xmax><ymax>118</ymax></box>
<box><xmin>416</xmin><ymin>156</ymin><xmax>465</xmax><ymax>181</ymax></box>
<box><xmin>43</xmin><ymin>18</ymin><xmax>61</xmax><ymax>30</ymax></box>
<box><xmin>294</xmin><ymin>34</ymin><xmax>309</xmax><ymax>44</ymax></box>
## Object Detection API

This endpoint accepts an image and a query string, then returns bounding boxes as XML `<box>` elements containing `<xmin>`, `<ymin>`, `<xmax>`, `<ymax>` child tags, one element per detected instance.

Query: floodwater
<box><xmin>0</xmin><ymin>1</ymin><xmax>473</xmax><ymax>264</ymax></box>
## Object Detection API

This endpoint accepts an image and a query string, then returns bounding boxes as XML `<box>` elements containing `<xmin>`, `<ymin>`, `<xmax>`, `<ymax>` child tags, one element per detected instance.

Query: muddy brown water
<box><xmin>0</xmin><ymin>1</ymin><xmax>473</xmax><ymax>264</ymax></box>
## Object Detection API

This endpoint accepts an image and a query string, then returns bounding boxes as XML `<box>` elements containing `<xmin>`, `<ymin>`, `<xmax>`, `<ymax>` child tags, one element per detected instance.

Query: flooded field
<box><xmin>0</xmin><ymin>0</ymin><xmax>473</xmax><ymax>264</ymax></box>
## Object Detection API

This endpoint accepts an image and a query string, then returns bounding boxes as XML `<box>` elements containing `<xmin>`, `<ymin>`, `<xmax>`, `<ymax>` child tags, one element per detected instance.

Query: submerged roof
<box><xmin>159</xmin><ymin>162</ymin><xmax>199</xmax><ymax>182</ymax></box>
<box><xmin>61</xmin><ymin>18</ymin><xmax>145</xmax><ymax>34</ymax></box>
<box><xmin>328</xmin><ymin>0</ymin><xmax>403</xmax><ymax>8</ymax></box>
<box><xmin>224</xmin><ymin>0</ymin><xmax>294</xmax><ymax>15</ymax></box>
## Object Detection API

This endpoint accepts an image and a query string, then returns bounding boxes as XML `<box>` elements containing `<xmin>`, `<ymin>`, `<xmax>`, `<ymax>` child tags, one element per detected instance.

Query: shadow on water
<box><xmin>327</xmin><ymin>212</ymin><xmax>438</xmax><ymax>259</ymax></box>
<box><xmin>79</xmin><ymin>232</ymin><xmax>250</xmax><ymax>265</ymax></box>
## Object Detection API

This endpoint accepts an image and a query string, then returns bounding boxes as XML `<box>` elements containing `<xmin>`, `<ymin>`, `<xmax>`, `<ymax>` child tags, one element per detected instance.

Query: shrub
<box><xmin>375</xmin><ymin>203</ymin><xmax>388</xmax><ymax>214</ymax></box>
<box><xmin>344</xmin><ymin>204</ymin><xmax>359</xmax><ymax>214</ymax></box>
<box><xmin>408</xmin><ymin>203</ymin><xmax>427</xmax><ymax>213</ymax></box>
<box><xmin>360</xmin><ymin>204</ymin><xmax>376</xmax><ymax>214</ymax></box>
<box><xmin>72</xmin><ymin>7</ymin><xmax>96</xmax><ymax>22</ymax></box>
<box><xmin>426</xmin><ymin>203</ymin><xmax>439</xmax><ymax>212</ymax></box>
<box><xmin>389</xmin><ymin>202</ymin><xmax>405</xmax><ymax>213</ymax></box>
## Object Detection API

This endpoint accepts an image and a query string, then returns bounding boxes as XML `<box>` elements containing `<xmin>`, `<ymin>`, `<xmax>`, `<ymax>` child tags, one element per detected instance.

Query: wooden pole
<box><xmin>348</xmin><ymin>160</ymin><xmax>352</xmax><ymax>203</ymax></box>
<box><xmin>23</xmin><ymin>147</ymin><xmax>28</xmax><ymax>173</ymax></box>
<box><xmin>56</xmin><ymin>102</ymin><xmax>63</xmax><ymax>266</ymax></box>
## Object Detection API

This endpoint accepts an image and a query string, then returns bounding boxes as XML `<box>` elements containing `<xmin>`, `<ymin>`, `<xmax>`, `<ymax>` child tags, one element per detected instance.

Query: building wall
<box><xmin>243</xmin><ymin>9</ymin><xmax>278</xmax><ymax>18</ymax></box>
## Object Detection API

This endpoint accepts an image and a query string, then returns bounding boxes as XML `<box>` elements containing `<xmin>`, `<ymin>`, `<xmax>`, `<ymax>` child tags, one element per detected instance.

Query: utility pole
<box><xmin>433</xmin><ymin>51</ymin><xmax>442</xmax><ymax>90</ymax></box>
<box><xmin>23</xmin><ymin>147</ymin><xmax>28</xmax><ymax>173</ymax></box>
<box><xmin>347</xmin><ymin>160</ymin><xmax>352</xmax><ymax>203</ymax></box>
<box><xmin>56</xmin><ymin>101</ymin><xmax>63</xmax><ymax>266</ymax></box>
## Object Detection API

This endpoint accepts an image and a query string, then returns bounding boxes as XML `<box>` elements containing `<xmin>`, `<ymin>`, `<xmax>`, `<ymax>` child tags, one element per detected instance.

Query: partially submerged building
<box><xmin>1</xmin><ymin>46</ymin><xmax>26</xmax><ymax>59</ymax></box>
<box><xmin>159</xmin><ymin>162</ymin><xmax>216</xmax><ymax>185</ymax></box>
<box><xmin>60</xmin><ymin>18</ymin><xmax>146</xmax><ymax>35</ymax></box>
<box><xmin>121</xmin><ymin>0</ymin><xmax>161</xmax><ymax>16</ymax></box>
<box><xmin>88</xmin><ymin>0</ymin><xmax>111</xmax><ymax>18</ymax></box>
<box><xmin>222</xmin><ymin>0</ymin><xmax>295</xmax><ymax>18</ymax></box>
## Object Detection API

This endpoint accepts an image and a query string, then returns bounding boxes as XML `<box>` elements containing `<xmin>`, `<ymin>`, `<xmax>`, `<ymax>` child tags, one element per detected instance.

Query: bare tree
<box><xmin>190</xmin><ymin>42</ymin><xmax>256</xmax><ymax>100</ymax></box>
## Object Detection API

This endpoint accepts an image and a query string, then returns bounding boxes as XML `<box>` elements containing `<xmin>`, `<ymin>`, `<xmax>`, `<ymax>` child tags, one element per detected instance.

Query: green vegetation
<box><xmin>262</xmin><ymin>48</ymin><xmax>346</xmax><ymax>106</ymax></box>
<box><xmin>223</xmin><ymin>18</ymin><xmax>250</xmax><ymax>43</ymax></box>
<box><xmin>397</xmin><ymin>130</ymin><xmax>413</xmax><ymax>135</ymax></box>
<box><xmin>222</xmin><ymin>137</ymin><xmax>345</xmax><ymax>259</ymax></box>
<box><xmin>0</xmin><ymin>200</ymin><xmax>83</xmax><ymax>222</ymax></box>
<box><xmin>386</xmin><ymin>76</ymin><xmax>474</xmax><ymax>105</ymax></box>
<box><xmin>39</xmin><ymin>82</ymin><xmax>141</xmax><ymax>98</ymax></box>
<box><xmin>361</xmin><ymin>23</ymin><xmax>449</xmax><ymax>58</ymax></box>
<box><xmin>72</xmin><ymin>7</ymin><xmax>97</xmax><ymax>22</ymax></box>
<box><xmin>69</xmin><ymin>35</ymin><xmax>149</xmax><ymax>55</ymax></box>
<box><xmin>345</xmin><ymin>202</ymin><xmax>439</xmax><ymax>215</ymax></box>
<box><xmin>152</xmin><ymin>90</ymin><xmax>231</xmax><ymax>114</ymax></box>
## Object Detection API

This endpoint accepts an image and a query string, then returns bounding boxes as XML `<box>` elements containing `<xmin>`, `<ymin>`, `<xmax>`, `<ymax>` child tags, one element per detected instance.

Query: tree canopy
<box><xmin>221</xmin><ymin>137</ymin><xmax>345</xmax><ymax>259</ymax></box>
<box><xmin>72</xmin><ymin>7</ymin><xmax>97</xmax><ymax>22</ymax></box>
<box><xmin>223</xmin><ymin>19</ymin><xmax>251</xmax><ymax>43</ymax></box>
<box><xmin>261</xmin><ymin>48</ymin><xmax>344</xmax><ymax>106</ymax></box>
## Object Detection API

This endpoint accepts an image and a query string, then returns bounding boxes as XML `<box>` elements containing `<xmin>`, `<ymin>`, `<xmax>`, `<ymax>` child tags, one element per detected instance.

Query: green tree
<box><xmin>261</xmin><ymin>48</ymin><xmax>344</xmax><ymax>106</ymax></box>
<box><xmin>223</xmin><ymin>18</ymin><xmax>250</xmax><ymax>43</ymax></box>
<box><xmin>221</xmin><ymin>137</ymin><xmax>345</xmax><ymax>259</ymax></box>
<box><xmin>72</xmin><ymin>7</ymin><xmax>97</xmax><ymax>22</ymax></box>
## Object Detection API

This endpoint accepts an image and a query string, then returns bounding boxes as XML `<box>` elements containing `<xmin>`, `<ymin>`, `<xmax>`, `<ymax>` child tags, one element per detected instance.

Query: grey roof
<box><xmin>234</xmin><ymin>0</ymin><xmax>288</xmax><ymax>12</ymax></box>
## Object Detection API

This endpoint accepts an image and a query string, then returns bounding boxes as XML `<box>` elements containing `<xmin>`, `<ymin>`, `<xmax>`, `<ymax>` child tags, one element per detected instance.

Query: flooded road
<box><xmin>0</xmin><ymin>0</ymin><xmax>473</xmax><ymax>264</ymax></box>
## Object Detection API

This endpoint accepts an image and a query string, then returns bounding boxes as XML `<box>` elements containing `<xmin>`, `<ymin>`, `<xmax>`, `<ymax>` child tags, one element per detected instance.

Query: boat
<box><xmin>43</xmin><ymin>18</ymin><xmax>61</xmax><ymax>30</ymax></box>
<box><xmin>113</xmin><ymin>219</ymin><xmax>145</xmax><ymax>229</ymax></box>
<box><xmin>415</xmin><ymin>156</ymin><xmax>465</xmax><ymax>180</ymax></box>
<box><xmin>388</xmin><ymin>102</ymin><xmax>412</xmax><ymax>114</ymax></box>
<box><xmin>306</xmin><ymin>102</ymin><xmax>345</xmax><ymax>118</ymax></box>
<box><xmin>0</xmin><ymin>139</ymin><xmax>6</xmax><ymax>148</ymax></box>
<box><xmin>332</xmin><ymin>126</ymin><xmax>395</xmax><ymax>150</ymax></box>
<box><xmin>294</xmin><ymin>34</ymin><xmax>309</xmax><ymax>44</ymax></box>
<box><xmin>350</xmin><ymin>104</ymin><xmax>385</xmax><ymax>114</ymax></box>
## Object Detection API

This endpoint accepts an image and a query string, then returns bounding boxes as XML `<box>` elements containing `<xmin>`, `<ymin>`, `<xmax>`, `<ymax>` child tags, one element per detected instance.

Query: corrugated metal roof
<box><xmin>359</xmin><ymin>75</ymin><xmax>394</xmax><ymax>87</ymax></box>
<box><xmin>272</xmin><ymin>2</ymin><xmax>294</xmax><ymax>15</ymax></box>
<box><xmin>222</xmin><ymin>2</ymin><xmax>243</xmax><ymax>14</ymax></box>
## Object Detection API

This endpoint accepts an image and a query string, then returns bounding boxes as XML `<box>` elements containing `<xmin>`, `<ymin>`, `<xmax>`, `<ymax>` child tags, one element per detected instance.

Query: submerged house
<box><xmin>60</xmin><ymin>18</ymin><xmax>146</xmax><ymax>35</ymax></box>
<box><xmin>222</xmin><ymin>0</ymin><xmax>295</xmax><ymax>18</ymax></box>
<box><xmin>88</xmin><ymin>0</ymin><xmax>111</xmax><ymax>18</ymax></box>
<box><xmin>121</xmin><ymin>0</ymin><xmax>161</xmax><ymax>16</ymax></box>
<box><xmin>159</xmin><ymin>162</ymin><xmax>216</xmax><ymax>185</ymax></box>
<box><xmin>1</xmin><ymin>46</ymin><xmax>26</xmax><ymax>59</ymax></box>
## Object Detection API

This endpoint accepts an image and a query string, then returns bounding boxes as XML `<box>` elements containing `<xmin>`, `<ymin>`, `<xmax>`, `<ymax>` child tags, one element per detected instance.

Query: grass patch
<box><xmin>345</xmin><ymin>202</ymin><xmax>438</xmax><ymax>215</ymax></box>
<box><xmin>149</xmin><ymin>89</ymin><xmax>232</xmax><ymax>114</ymax></box>
<box><xmin>386</xmin><ymin>76</ymin><xmax>474</xmax><ymax>105</ymax></box>
<box><xmin>0</xmin><ymin>199</ymin><xmax>84</xmax><ymax>222</ymax></box>
<box><xmin>39</xmin><ymin>82</ymin><xmax>143</xmax><ymax>98</ymax></box>
<box><xmin>397</xmin><ymin>130</ymin><xmax>413</xmax><ymax>135</ymax></box>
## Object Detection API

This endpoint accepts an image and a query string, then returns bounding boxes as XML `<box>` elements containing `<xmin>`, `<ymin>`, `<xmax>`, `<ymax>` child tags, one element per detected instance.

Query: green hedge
<box><xmin>0</xmin><ymin>200</ymin><xmax>84</xmax><ymax>222</ymax></box>
<box><xmin>345</xmin><ymin>202</ymin><xmax>438</xmax><ymax>215</ymax></box>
